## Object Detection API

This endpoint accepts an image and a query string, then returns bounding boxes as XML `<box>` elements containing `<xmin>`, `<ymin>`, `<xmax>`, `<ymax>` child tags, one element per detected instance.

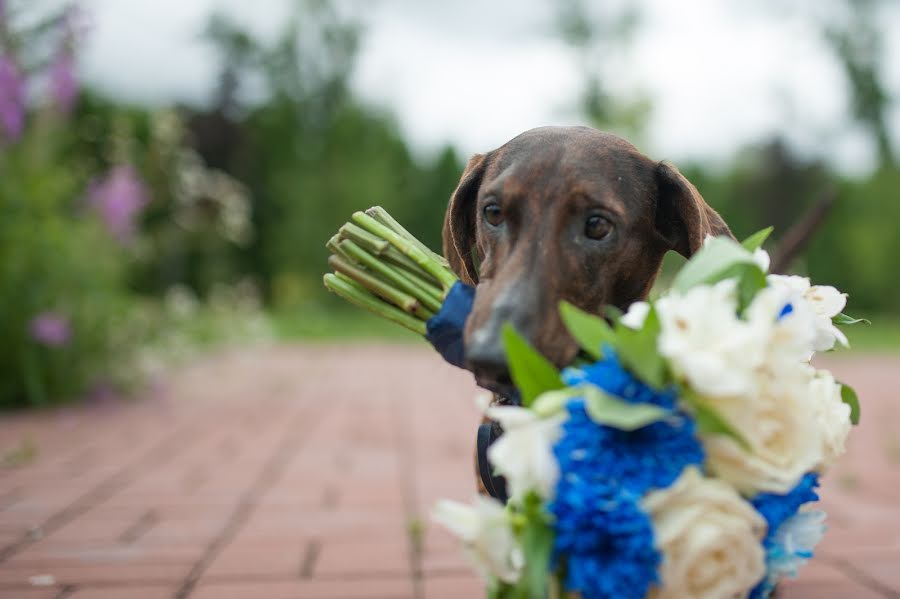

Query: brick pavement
<box><xmin>0</xmin><ymin>345</ymin><xmax>898</xmax><ymax>599</ymax></box>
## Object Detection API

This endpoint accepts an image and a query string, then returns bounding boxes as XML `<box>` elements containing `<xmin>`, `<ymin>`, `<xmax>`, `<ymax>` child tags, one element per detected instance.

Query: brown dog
<box><xmin>441</xmin><ymin>126</ymin><xmax>734</xmax><ymax>499</ymax></box>
<box><xmin>443</xmin><ymin>125</ymin><xmax>733</xmax><ymax>397</ymax></box>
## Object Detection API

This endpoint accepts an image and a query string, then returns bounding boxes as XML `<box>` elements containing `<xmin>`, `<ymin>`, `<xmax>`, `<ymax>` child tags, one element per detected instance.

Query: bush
<box><xmin>0</xmin><ymin>113</ymin><xmax>144</xmax><ymax>408</ymax></box>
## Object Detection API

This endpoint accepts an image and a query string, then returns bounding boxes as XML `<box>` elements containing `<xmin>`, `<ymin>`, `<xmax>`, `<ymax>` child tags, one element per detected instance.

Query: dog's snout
<box><xmin>466</xmin><ymin>328</ymin><xmax>512</xmax><ymax>390</ymax></box>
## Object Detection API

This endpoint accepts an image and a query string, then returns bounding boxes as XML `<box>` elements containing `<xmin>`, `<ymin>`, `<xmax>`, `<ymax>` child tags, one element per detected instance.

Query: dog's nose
<box><xmin>466</xmin><ymin>329</ymin><xmax>513</xmax><ymax>390</ymax></box>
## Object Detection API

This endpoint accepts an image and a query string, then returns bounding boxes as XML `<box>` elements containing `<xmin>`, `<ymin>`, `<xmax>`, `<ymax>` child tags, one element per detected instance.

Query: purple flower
<box><xmin>48</xmin><ymin>5</ymin><xmax>85</xmax><ymax>114</ymax></box>
<box><xmin>29</xmin><ymin>312</ymin><xmax>72</xmax><ymax>347</ymax></box>
<box><xmin>0</xmin><ymin>54</ymin><xmax>26</xmax><ymax>141</ymax></box>
<box><xmin>49</xmin><ymin>50</ymin><xmax>77</xmax><ymax>114</ymax></box>
<box><xmin>86</xmin><ymin>165</ymin><xmax>150</xmax><ymax>243</ymax></box>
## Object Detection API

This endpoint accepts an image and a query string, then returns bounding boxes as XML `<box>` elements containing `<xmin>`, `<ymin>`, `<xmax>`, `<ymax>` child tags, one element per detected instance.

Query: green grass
<box><xmin>271</xmin><ymin>305</ymin><xmax>424</xmax><ymax>343</ymax></box>
<box><xmin>841</xmin><ymin>315</ymin><xmax>900</xmax><ymax>353</ymax></box>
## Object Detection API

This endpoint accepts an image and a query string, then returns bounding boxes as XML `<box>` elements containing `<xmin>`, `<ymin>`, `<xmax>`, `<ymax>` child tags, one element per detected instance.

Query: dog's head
<box><xmin>442</xmin><ymin>126</ymin><xmax>732</xmax><ymax>395</ymax></box>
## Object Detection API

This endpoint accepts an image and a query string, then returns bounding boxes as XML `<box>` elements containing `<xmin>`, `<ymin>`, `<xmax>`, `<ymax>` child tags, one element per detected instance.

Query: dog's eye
<box><xmin>483</xmin><ymin>203</ymin><xmax>504</xmax><ymax>227</ymax></box>
<box><xmin>584</xmin><ymin>215</ymin><xmax>612</xmax><ymax>240</ymax></box>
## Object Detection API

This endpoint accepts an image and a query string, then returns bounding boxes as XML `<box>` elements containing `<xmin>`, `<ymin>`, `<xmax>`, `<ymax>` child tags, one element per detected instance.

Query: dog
<box><xmin>440</xmin><ymin>125</ymin><xmax>733</xmax><ymax>498</ymax></box>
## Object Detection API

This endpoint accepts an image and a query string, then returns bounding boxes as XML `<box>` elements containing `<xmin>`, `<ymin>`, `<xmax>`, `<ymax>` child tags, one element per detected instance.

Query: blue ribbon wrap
<box><xmin>425</xmin><ymin>281</ymin><xmax>475</xmax><ymax>369</ymax></box>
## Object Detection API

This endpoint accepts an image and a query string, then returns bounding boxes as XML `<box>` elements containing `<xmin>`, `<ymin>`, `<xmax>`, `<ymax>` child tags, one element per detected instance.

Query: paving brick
<box><xmin>0</xmin><ymin>590</ymin><xmax>60</xmax><ymax>599</ymax></box>
<box><xmin>191</xmin><ymin>578</ymin><xmax>413</xmax><ymax>599</ymax></box>
<box><xmin>202</xmin><ymin>539</ymin><xmax>308</xmax><ymax>579</ymax></box>
<box><xmin>422</xmin><ymin>574</ymin><xmax>483</xmax><ymax>599</ymax></box>
<box><xmin>0</xmin><ymin>561</ymin><xmax>191</xmax><ymax>586</ymax></box>
<box><xmin>68</xmin><ymin>586</ymin><xmax>175</xmax><ymax>599</ymax></box>
<box><xmin>314</xmin><ymin>540</ymin><xmax>411</xmax><ymax>577</ymax></box>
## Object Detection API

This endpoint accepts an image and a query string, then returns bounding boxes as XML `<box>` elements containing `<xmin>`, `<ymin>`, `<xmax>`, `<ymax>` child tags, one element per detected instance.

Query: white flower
<box><xmin>808</xmin><ymin>371</ymin><xmax>851</xmax><ymax>470</ymax></box>
<box><xmin>768</xmin><ymin>275</ymin><xmax>848</xmax><ymax>351</ymax></box>
<box><xmin>431</xmin><ymin>496</ymin><xmax>523</xmax><ymax>583</ymax></box>
<box><xmin>642</xmin><ymin>467</ymin><xmax>766</xmax><ymax>599</ymax></box>
<box><xmin>763</xmin><ymin>510</ymin><xmax>827</xmax><ymax>589</ymax></box>
<box><xmin>621</xmin><ymin>301</ymin><xmax>650</xmax><ymax>329</ymax></box>
<box><xmin>485</xmin><ymin>405</ymin><xmax>565</xmax><ymax>501</ymax></box>
<box><xmin>702</xmin><ymin>369</ymin><xmax>823</xmax><ymax>495</ymax></box>
<box><xmin>656</xmin><ymin>280</ymin><xmax>767</xmax><ymax>397</ymax></box>
<box><xmin>746</xmin><ymin>284</ymin><xmax>818</xmax><ymax>367</ymax></box>
<box><xmin>753</xmin><ymin>248</ymin><xmax>771</xmax><ymax>272</ymax></box>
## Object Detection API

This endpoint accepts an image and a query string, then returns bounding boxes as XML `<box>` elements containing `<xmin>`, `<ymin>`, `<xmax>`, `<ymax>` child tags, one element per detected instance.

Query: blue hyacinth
<box><xmin>748</xmin><ymin>473</ymin><xmax>821</xmax><ymax>599</ymax></box>
<box><xmin>562</xmin><ymin>350</ymin><xmax>677</xmax><ymax>409</ymax></box>
<box><xmin>550</xmin><ymin>476</ymin><xmax>660</xmax><ymax>599</ymax></box>
<box><xmin>751</xmin><ymin>473</ymin><xmax>820</xmax><ymax>543</ymax></box>
<box><xmin>554</xmin><ymin>398</ymin><xmax>704</xmax><ymax>495</ymax></box>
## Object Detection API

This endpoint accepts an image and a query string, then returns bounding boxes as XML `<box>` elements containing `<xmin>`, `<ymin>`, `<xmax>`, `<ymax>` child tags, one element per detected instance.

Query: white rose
<box><xmin>702</xmin><ymin>368</ymin><xmax>823</xmax><ymax>495</ymax></box>
<box><xmin>485</xmin><ymin>405</ymin><xmax>565</xmax><ymax>501</ymax></box>
<box><xmin>431</xmin><ymin>496</ymin><xmax>523</xmax><ymax>583</ymax></box>
<box><xmin>656</xmin><ymin>280</ymin><xmax>767</xmax><ymax>397</ymax></box>
<box><xmin>746</xmin><ymin>284</ymin><xmax>818</xmax><ymax>367</ymax></box>
<box><xmin>808</xmin><ymin>371</ymin><xmax>851</xmax><ymax>470</ymax></box>
<box><xmin>621</xmin><ymin>301</ymin><xmax>650</xmax><ymax>329</ymax></box>
<box><xmin>767</xmin><ymin>275</ymin><xmax>848</xmax><ymax>351</ymax></box>
<box><xmin>642</xmin><ymin>467</ymin><xmax>766</xmax><ymax>599</ymax></box>
<box><xmin>753</xmin><ymin>248</ymin><xmax>771</xmax><ymax>272</ymax></box>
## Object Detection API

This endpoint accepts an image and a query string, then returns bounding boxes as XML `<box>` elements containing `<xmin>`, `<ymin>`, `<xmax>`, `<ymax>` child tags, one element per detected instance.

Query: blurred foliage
<box><xmin>0</xmin><ymin>109</ymin><xmax>133</xmax><ymax>407</ymax></box>
<box><xmin>194</xmin><ymin>2</ymin><xmax>462</xmax><ymax>306</ymax></box>
<box><xmin>2</xmin><ymin>0</ymin><xmax>899</xmax><ymax>409</ymax></box>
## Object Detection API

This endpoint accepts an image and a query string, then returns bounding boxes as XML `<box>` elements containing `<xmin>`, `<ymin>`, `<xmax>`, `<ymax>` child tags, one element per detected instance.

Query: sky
<box><xmin>67</xmin><ymin>0</ymin><xmax>900</xmax><ymax>174</ymax></box>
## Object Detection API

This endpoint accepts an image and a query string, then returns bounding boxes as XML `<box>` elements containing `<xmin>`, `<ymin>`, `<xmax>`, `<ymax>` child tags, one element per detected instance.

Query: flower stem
<box><xmin>323</xmin><ymin>273</ymin><xmax>427</xmax><ymax>335</ymax></box>
<box><xmin>328</xmin><ymin>255</ymin><xmax>421</xmax><ymax>315</ymax></box>
<box><xmin>339</xmin><ymin>239</ymin><xmax>443</xmax><ymax>313</ymax></box>
<box><xmin>338</xmin><ymin>222</ymin><xmax>390</xmax><ymax>255</ymax></box>
<box><xmin>351</xmin><ymin>212</ymin><xmax>458</xmax><ymax>292</ymax></box>
<box><xmin>366</xmin><ymin>206</ymin><xmax>448</xmax><ymax>266</ymax></box>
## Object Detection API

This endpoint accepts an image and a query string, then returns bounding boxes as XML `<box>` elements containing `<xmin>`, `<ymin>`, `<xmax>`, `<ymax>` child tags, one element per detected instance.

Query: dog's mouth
<box><xmin>474</xmin><ymin>375</ymin><xmax>521</xmax><ymax>406</ymax></box>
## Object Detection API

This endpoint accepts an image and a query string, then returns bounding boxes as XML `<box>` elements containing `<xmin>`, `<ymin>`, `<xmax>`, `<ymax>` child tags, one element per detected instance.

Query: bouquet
<box><xmin>324</xmin><ymin>212</ymin><xmax>864</xmax><ymax>599</ymax></box>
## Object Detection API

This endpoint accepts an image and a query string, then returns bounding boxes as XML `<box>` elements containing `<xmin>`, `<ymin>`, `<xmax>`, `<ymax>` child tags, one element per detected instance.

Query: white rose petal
<box><xmin>656</xmin><ymin>280</ymin><xmax>766</xmax><ymax>397</ymax></box>
<box><xmin>432</xmin><ymin>496</ymin><xmax>523</xmax><ymax>583</ymax></box>
<box><xmin>702</xmin><ymin>368</ymin><xmax>823</xmax><ymax>495</ymax></box>
<box><xmin>746</xmin><ymin>285</ymin><xmax>818</xmax><ymax>367</ymax></box>
<box><xmin>485</xmin><ymin>406</ymin><xmax>565</xmax><ymax>500</ymax></box>
<box><xmin>643</xmin><ymin>468</ymin><xmax>766</xmax><ymax>599</ymax></box>
<box><xmin>753</xmin><ymin>248</ymin><xmax>771</xmax><ymax>272</ymax></box>
<box><xmin>808</xmin><ymin>371</ymin><xmax>851</xmax><ymax>470</ymax></box>
<box><xmin>767</xmin><ymin>275</ymin><xmax>849</xmax><ymax>352</ymax></box>
<box><xmin>621</xmin><ymin>301</ymin><xmax>650</xmax><ymax>329</ymax></box>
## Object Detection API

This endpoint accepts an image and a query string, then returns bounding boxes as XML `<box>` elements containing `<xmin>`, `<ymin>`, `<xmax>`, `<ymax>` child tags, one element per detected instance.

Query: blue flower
<box><xmin>749</xmin><ymin>473</ymin><xmax>822</xmax><ymax>599</ymax></box>
<box><xmin>554</xmin><ymin>399</ymin><xmax>704</xmax><ymax>494</ymax></box>
<box><xmin>562</xmin><ymin>350</ymin><xmax>677</xmax><ymax>409</ymax></box>
<box><xmin>550</xmin><ymin>476</ymin><xmax>660</xmax><ymax>599</ymax></box>
<box><xmin>749</xmin><ymin>510</ymin><xmax>827</xmax><ymax>599</ymax></box>
<box><xmin>751</xmin><ymin>473</ymin><xmax>820</xmax><ymax>543</ymax></box>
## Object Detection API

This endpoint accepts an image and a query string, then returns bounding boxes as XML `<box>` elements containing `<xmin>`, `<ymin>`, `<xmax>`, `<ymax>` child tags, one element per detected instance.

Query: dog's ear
<box><xmin>655</xmin><ymin>160</ymin><xmax>733</xmax><ymax>257</ymax></box>
<box><xmin>442</xmin><ymin>153</ymin><xmax>487</xmax><ymax>285</ymax></box>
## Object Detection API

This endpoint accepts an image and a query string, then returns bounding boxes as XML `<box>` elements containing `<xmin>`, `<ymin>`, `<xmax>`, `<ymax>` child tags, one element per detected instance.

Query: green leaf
<box><xmin>532</xmin><ymin>388</ymin><xmax>582</xmax><ymax>418</ymax></box>
<box><xmin>488</xmin><ymin>579</ymin><xmax>515</xmax><ymax>599</ymax></box>
<box><xmin>673</xmin><ymin>236</ymin><xmax>757</xmax><ymax>292</ymax></box>
<box><xmin>613</xmin><ymin>306</ymin><xmax>667</xmax><ymax>389</ymax></box>
<box><xmin>514</xmin><ymin>493</ymin><xmax>554</xmax><ymax>599</ymax></box>
<box><xmin>840</xmin><ymin>383</ymin><xmax>861</xmax><ymax>425</ymax></box>
<box><xmin>501</xmin><ymin>324</ymin><xmax>564</xmax><ymax>407</ymax></box>
<box><xmin>834</xmin><ymin>313</ymin><xmax>871</xmax><ymax>326</ymax></box>
<box><xmin>713</xmin><ymin>262</ymin><xmax>768</xmax><ymax>311</ymax></box>
<box><xmin>686</xmin><ymin>394</ymin><xmax>751</xmax><ymax>451</ymax></box>
<box><xmin>582</xmin><ymin>386</ymin><xmax>669</xmax><ymax>431</ymax></box>
<box><xmin>559</xmin><ymin>301</ymin><xmax>616</xmax><ymax>359</ymax></box>
<box><xmin>741</xmin><ymin>227</ymin><xmax>774</xmax><ymax>251</ymax></box>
